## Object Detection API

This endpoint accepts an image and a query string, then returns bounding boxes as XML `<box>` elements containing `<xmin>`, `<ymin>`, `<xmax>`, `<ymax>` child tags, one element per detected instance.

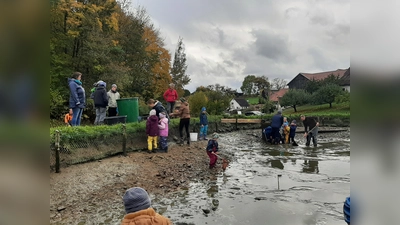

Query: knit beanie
<box><xmin>201</xmin><ymin>107</ymin><xmax>206</xmax><ymax>112</ymax></box>
<box><xmin>149</xmin><ymin>109</ymin><xmax>156</xmax><ymax>116</ymax></box>
<box><xmin>277</xmin><ymin>109</ymin><xmax>282</xmax><ymax>114</ymax></box>
<box><xmin>212</xmin><ymin>133</ymin><xmax>219</xmax><ymax>139</ymax></box>
<box><xmin>123</xmin><ymin>187</ymin><xmax>151</xmax><ymax>214</ymax></box>
<box><xmin>159</xmin><ymin>112</ymin><xmax>166</xmax><ymax>118</ymax></box>
<box><xmin>291</xmin><ymin>120</ymin><xmax>297</xmax><ymax>125</ymax></box>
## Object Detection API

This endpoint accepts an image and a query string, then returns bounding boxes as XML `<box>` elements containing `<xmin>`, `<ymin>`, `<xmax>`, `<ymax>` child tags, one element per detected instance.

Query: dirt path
<box><xmin>50</xmin><ymin>140</ymin><xmax>227</xmax><ymax>224</ymax></box>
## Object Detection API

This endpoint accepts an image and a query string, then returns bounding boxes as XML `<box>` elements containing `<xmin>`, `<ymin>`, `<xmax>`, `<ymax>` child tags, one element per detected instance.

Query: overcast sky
<box><xmin>131</xmin><ymin>0</ymin><xmax>350</xmax><ymax>92</ymax></box>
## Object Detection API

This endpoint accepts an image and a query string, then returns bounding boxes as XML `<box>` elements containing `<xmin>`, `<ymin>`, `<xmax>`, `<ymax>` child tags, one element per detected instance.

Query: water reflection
<box><xmin>302</xmin><ymin>160</ymin><xmax>319</xmax><ymax>174</ymax></box>
<box><xmin>270</xmin><ymin>159</ymin><xmax>284</xmax><ymax>169</ymax></box>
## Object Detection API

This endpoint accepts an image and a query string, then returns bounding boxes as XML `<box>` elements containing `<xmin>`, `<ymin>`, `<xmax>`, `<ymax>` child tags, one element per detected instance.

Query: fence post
<box><xmin>215</xmin><ymin>121</ymin><xmax>218</xmax><ymax>133</ymax></box>
<box><xmin>55</xmin><ymin>130</ymin><xmax>60</xmax><ymax>173</ymax></box>
<box><xmin>235</xmin><ymin>117</ymin><xmax>238</xmax><ymax>130</ymax></box>
<box><xmin>122</xmin><ymin>124</ymin><xmax>127</xmax><ymax>156</ymax></box>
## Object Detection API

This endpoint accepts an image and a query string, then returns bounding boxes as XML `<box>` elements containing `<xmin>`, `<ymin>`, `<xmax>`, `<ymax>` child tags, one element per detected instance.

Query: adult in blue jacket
<box><xmin>270</xmin><ymin>109</ymin><xmax>283</xmax><ymax>144</ymax></box>
<box><xmin>68</xmin><ymin>72</ymin><xmax>86</xmax><ymax>126</ymax></box>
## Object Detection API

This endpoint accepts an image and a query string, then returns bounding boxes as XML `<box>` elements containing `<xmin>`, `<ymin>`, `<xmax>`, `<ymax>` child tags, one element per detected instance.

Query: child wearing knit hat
<box><xmin>157</xmin><ymin>112</ymin><xmax>169</xmax><ymax>153</ymax></box>
<box><xmin>146</xmin><ymin>109</ymin><xmax>159</xmax><ymax>153</ymax></box>
<box><xmin>121</xmin><ymin>187</ymin><xmax>172</xmax><ymax>224</ymax></box>
<box><xmin>206</xmin><ymin>133</ymin><xmax>220</xmax><ymax>169</ymax></box>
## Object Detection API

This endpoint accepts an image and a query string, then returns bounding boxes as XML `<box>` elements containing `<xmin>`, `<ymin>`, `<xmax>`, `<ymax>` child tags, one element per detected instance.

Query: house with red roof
<box><xmin>269</xmin><ymin>88</ymin><xmax>289</xmax><ymax>103</ymax></box>
<box><xmin>287</xmin><ymin>69</ymin><xmax>348</xmax><ymax>90</ymax></box>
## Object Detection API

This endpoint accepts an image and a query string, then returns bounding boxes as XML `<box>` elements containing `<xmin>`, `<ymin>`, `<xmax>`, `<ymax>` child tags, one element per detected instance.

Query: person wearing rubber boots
<box><xmin>206</xmin><ymin>133</ymin><xmax>219</xmax><ymax>169</ymax></box>
<box><xmin>300</xmin><ymin>115</ymin><xmax>319</xmax><ymax>147</ymax></box>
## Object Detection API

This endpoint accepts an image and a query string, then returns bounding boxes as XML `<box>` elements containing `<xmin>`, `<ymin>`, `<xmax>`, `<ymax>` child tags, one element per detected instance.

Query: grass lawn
<box><xmin>246</xmin><ymin>97</ymin><xmax>259</xmax><ymax>105</ymax></box>
<box><xmin>281</xmin><ymin>102</ymin><xmax>350</xmax><ymax>118</ymax></box>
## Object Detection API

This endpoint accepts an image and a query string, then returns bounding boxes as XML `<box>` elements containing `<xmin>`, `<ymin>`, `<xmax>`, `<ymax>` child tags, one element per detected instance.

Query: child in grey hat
<box><xmin>121</xmin><ymin>187</ymin><xmax>171</xmax><ymax>224</ymax></box>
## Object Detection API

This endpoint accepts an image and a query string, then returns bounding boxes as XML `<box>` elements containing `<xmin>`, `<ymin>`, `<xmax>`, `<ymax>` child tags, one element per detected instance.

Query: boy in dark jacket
<box><xmin>199</xmin><ymin>107</ymin><xmax>208</xmax><ymax>140</ymax></box>
<box><xmin>264</xmin><ymin>126</ymin><xmax>273</xmax><ymax>143</ymax></box>
<box><xmin>146</xmin><ymin>109</ymin><xmax>159</xmax><ymax>153</ymax></box>
<box><xmin>289</xmin><ymin>120</ymin><xmax>298</xmax><ymax>146</ymax></box>
<box><xmin>206</xmin><ymin>133</ymin><xmax>219</xmax><ymax>169</ymax></box>
<box><xmin>93</xmin><ymin>81</ymin><xmax>108</xmax><ymax>125</ymax></box>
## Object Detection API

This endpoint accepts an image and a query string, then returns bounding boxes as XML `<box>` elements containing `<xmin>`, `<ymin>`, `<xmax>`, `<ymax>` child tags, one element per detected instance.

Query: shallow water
<box><xmin>152</xmin><ymin>130</ymin><xmax>350</xmax><ymax>225</ymax></box>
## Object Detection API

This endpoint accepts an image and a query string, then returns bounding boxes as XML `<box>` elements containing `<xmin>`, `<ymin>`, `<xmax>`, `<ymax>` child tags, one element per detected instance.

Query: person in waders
<box><xmin>206</xmin><ymin>133</ymin><xmax>219</xmax><ymax>169</ymax></box>
<box><xmin>300</xmin><ymin>115</ymin><xmax>319</xmax><ymax>147</ymax></box>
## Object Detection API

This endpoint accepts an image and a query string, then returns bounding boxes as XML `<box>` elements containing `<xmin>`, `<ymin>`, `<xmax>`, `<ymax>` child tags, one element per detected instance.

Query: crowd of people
<box><xmin>264</xmin><ymin>109</ymin><xmax>320</xmax><ymax>147</ymax></box>
<box><xmin>67</xmin><ymin>72</ymin><xmax>121</xmax><ymax>126</ymax></box>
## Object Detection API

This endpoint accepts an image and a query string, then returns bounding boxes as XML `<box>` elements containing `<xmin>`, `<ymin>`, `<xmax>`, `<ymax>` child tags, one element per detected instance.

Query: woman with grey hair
<box><xmin>107</xmin><ymin>84</ymin><xmax>120</xmax><ymax>117</ymax></box>
<box><xmin>163</xmin><ymin>83</ymin><xmax>178</xmax><ymax>114</ymax></box>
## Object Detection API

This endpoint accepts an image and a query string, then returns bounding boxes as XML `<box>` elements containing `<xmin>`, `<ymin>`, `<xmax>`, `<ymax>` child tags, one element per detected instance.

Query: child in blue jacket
<box><xmin>199</xmin><ymin>107</ymin><xmax>208</xmax><ymax>140</ymax></box>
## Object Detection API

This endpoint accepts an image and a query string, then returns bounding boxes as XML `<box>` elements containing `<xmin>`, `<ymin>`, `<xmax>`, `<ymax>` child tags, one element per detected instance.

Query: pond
<box><xmin>152</xmin><ymin>130</ymin><xmax>350</xmax><ymax>225</ymax></box>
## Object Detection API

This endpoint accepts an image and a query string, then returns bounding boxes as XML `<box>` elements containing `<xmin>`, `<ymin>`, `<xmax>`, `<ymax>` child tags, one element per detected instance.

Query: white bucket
<box><xmin>190</xmin><ymin>133</ymin><xmax>198</xmax><ymax>142</ymax></box>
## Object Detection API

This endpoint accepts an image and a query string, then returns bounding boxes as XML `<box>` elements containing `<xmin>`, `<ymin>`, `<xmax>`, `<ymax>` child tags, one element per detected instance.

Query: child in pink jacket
<box><xmin>158</xmin><ymin>112</ymin><xmax>169</xmax><ymax>153</ymax></box>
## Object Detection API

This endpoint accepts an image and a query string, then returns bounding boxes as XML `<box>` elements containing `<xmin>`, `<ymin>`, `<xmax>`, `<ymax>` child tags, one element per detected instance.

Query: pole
<box><xmin>122</xmin><ymin>124</ymin><xmax>127</xmax><ymax>156</ymax></box>
<box><xmin>55</xmin><ymin>130</ymin><xmax>60</xmax><ymax>173</ymax></box>
<box><xmin>277</xmin><ymin>174</ymin><xmax>282</xmax><ymax>190</ymax></box>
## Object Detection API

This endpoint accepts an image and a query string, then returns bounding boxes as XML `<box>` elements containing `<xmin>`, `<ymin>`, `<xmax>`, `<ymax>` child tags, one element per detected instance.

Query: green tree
<box><xmin>312</xmin><ymin>83</ymin><xmax>343</xmax><ymax>108</ymax></box>
<box><xmin>262</xmin><ymin>100</ymin><xmax>276</xmax><ymax>114</ymax></box>
<box><xmin>188</xmin><ymin>91</ymin><xmax>208</xmax><ymax>116</ymax></box>
<box><xmin>240</xmin><ymin>75</ymin><xmax>269</xmax><ymax>96</ymax></box>
<box><xmin>240</xmin><ymin>75</ymin><xmax>256</xmax><ymax>95</ymax></box>
<box><xmin>305</xmin><ymin>79</ymin><xmax>321</xmax><ymax>94</ymax></box>
<box><xmin>335</xmin><ymin>91</ymin><xmax>350</xmax><ymax>104</ymax></box>
<box><xmin>280</xmin><ymin>89</ymin><xmax>310</xmax><ymax>112</ymax></box>
<box><xmin>171</xmin><ymin>37</ymin><xmax>190</xmax><ymax>97</ymax></box>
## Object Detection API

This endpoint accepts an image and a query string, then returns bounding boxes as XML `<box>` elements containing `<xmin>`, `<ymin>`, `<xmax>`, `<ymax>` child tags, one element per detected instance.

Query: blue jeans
<box><xmin>200</xmin><ymin>125</ymin><xmax>208</xmax><ymax>139</ymax></box>
<box><xmin>166</xmin><ymin>102</ymin><xmax>175</xmax><ymax>114</ymax></box>
<box><xmin>71</xmin><ymin>107</ymin><xmax>83</xmax><ymax>126</ymax></box>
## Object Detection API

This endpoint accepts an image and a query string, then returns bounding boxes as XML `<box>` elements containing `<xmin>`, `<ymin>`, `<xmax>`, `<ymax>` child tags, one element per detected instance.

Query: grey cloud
<box><xmin>251</xmin><ymin>29</ymin><xmax>296</xmax><ymax>62</ymax></box>
<box><xmin>309</xmin><ymin>13</ymin><xmax>335</xmax><ymax>26</ymax></box>
<box><xmin>307</xmin><ymin>47</ymin><xmax>334</xmax><ymax>71</ymax></box>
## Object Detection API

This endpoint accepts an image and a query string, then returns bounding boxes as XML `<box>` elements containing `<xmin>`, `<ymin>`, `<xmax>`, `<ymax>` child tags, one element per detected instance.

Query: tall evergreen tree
<box><xmin>171</xmin><ymin>37</ymin><xmax>190</xmax><ymax>96</ymax></box>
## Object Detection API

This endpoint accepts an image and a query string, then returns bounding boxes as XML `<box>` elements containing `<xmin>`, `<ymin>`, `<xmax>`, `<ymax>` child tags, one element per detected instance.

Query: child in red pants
<box><xmin>206</xmin><ymin>133</ymin><xmax>219</xmax><ymax>169</ymax></box>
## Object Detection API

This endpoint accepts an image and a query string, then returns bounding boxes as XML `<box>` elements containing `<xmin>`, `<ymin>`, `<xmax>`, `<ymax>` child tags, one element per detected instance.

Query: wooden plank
<box><xmin>221</xmin><ymin>119</ymin><xmax>236</xmax><ymax>123</ymax></box>
<box><xmin>221</xmin><ymin>118</ymin><xmax>262</xmax><ymax>124</ymax></box>
<box><xmin>237</xmin><ymin>119</ymin><xmax>261</xmax><ymax>123</ymax></box>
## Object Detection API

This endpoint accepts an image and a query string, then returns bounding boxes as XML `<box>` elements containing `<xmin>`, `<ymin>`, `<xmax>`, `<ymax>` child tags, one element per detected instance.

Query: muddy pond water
<box><xmin>152</xmin><ymin>130</ymin><xmax>350</xmax><ymax>225</ymax></box>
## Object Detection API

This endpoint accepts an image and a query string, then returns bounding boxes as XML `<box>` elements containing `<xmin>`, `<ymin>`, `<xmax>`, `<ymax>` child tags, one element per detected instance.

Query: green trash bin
<box><xmin>116</xmin><ymin>97</ymin><xmax>139</xmax><ymax>123</ymax></box>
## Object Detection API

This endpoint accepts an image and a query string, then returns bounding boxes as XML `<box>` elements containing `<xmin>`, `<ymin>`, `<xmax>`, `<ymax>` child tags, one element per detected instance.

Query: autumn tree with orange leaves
<box><xmin>50</xmin><ymin>0</ymin><xmax>173</xmax><ymax>119</ymax></box>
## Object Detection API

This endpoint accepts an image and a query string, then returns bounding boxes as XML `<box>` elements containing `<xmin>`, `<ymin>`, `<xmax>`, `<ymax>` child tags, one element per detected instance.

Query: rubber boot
<box><xmin>204</xmin><ymin>135</ymin><xmax>208</xmax><ymax>140</ymax></box>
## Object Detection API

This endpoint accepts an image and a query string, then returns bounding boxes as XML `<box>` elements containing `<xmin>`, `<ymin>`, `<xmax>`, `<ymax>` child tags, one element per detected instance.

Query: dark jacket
<box><xmin>206</xmin><ymin>139</ymin><xmax>219</xmax><ymax>152</ymax></box>
<box><xmin>93</xmin><ymin>86</ymin><xmax>108</xmax><ymax>108</ymax></box>
<box><xmin>303</xmin><ymin>117</ymin><xmax>318</xmax><ymax>132</ymax></box>
<box><xmin>264</xmin><ymin>126</ymin><xmax>272</xmax><ymax>136</ymax></box>
<box><xmin>146</xmin><ymin>115</ymin><xmax>159</xmax><ymax>136</ymax></box>
<box><xmin>68</xmin><ymin>78</ymin><xmax>86</xmax><ymax>109</ymax></box>
<box><xmin>289</xmin><ymin>125</ymin><xmax>297</xmax><ymax>138</ymax></box>
<box><xmin>152</xmin><ymin>101</ymin><xmax>167</xmax><ymax>118</ymax></box>
<box><xmin>200</xmin><ymin>112</ymin><xmax>208</xmax><ymax>125</ymax></box>
<box><xmin>271</xmin><ymin>113</ymin><xmax>283</xmax><ymax>128</ymax></box>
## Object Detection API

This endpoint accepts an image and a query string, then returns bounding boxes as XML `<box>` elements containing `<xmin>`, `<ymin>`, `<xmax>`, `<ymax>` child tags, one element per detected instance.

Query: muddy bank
<box><xmin>50</xmin><ymin>129</ymin><xmax>350</xmax><ymax>224</ymax></box>
<box><xmin>50</xmin><ymin>140</ymin><xmax>230</xmax><ymax>224</ymax></box>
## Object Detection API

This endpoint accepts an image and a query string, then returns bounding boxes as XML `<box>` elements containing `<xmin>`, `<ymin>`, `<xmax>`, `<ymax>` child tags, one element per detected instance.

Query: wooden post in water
<box><xmin>235</xmin><ymin>117</ymin><xmax>238</xmax><ymax>130</ymax></box>
<box><xmin>277</xmin><ymin>174</ymin><xmax>282</xmax><ymax>190</ymax></box>
<box><xmin>122</xmin><ymin>124</ymin><xmax>127</xmax><ymax>156</ymax></box>
<box><xmin>55</xmin><ymin>130</ymin><xmax>60</xmax><ymax>173</ymax></box>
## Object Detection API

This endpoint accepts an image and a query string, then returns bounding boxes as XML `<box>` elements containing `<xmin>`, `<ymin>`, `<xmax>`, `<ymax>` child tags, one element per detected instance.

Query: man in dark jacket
<box><xmin>147</xmin><ymin>99</ymin><xmax>169</xmax><ymax>120</ymax></box>
<box><xmin>93</xmin><ymin>81</ymin><xmax>108</xmax><ymax>125</ymax></box>
<box><xmin>300</xmin><ymin>115</ymin><xmax>319</xmax><ymax>147</ymax></box>
<box><xmin>271</xmin><ymin>109</ymin><xmax>283</xmax><ymax>144</ymax></box>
